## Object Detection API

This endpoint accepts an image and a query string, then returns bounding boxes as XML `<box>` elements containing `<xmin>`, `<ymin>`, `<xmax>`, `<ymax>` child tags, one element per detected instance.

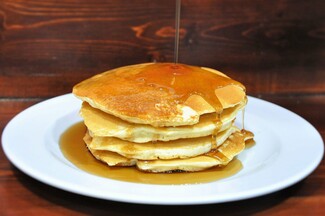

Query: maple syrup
<box><xmin>60</xmin><ymin>122</ymin><xmax>243</xmax><ymax>185</ymax></box>
<box><xmin>240</xmin><ymin>106</ymin><xmax>255</xmax><ymax>149</ymax></box>
<box><xmin>242</xmin><ymin>108</ymin><xmax>245</xmax><ymax>130</ymax></box>
<box><xmin>245</xmin><ymin>139</ymin><xmax>256</xmax><ymax>149</ymax></box>
<box><xmin>174</xmin><ymin>0</ymin><xmax>181</xmax><ymax>64</ymax></box>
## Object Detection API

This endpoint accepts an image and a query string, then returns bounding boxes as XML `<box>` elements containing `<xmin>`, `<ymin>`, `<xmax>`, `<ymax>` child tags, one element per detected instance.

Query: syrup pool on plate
<box><xmin>59</xmin><ymin>122</ymin><xmax>243</xmax><ymax>185</ymax></box>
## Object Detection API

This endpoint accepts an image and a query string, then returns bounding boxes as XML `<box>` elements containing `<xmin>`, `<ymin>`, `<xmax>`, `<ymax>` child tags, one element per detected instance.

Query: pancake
<box><xmin>84</xmin><ymin>133</ymin><xmax>136</xmax><ymax>166</ymax></box>
<box><xmin>86</xmin><ymin>126</ymin><xmax>236</xmax><ymax>160</ymax></box>
<box><xmin>73</xmin><ymin>62</ymin><xmax>254</xmax><ymax>173</ymax></box>
<box><xmin>73</xmin><ymin>63</ymin><xmax>246</xmax><ymax>127</ymax></box>
<box><xmin>80</xmin><ymin>99</ymin><xmax>245</xmax><ymax>143</ymax></box>
<box><xmin>84</xmin><ymin>130</ymin><xmax>251</xmax><ymax>172</ymax></box>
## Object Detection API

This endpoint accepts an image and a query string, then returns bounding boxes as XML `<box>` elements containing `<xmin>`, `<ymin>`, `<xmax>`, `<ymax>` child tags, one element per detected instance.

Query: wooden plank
<box><xmin>0</xmin><ymin>0</ymin><xmax>324</xmax><ymax>97</ymax></box>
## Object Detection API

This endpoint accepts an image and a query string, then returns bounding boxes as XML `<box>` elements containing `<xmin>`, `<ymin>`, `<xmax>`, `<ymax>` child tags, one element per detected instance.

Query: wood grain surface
<box><xmin>0</xmin><ymin>0</ymin><xmax>324</xmax><ymax>215</ymax></box>
<box><xmin>1</xmin><ymin>0</ymin><xmax>324</xmax><ymax>97</ymax></box>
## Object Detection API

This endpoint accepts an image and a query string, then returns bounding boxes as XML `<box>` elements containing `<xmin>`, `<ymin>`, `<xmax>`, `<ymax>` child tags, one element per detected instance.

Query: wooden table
<box><xmin>0</xmin><ymin>0</ymin><xmax>324</xmax><ymax>215</ymax></box>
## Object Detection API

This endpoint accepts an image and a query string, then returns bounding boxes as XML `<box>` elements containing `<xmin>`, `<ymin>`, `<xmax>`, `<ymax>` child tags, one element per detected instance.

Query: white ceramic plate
<box><xmin>2</xmin><ymin>94</ymin><xmax>324</xmax><ymax>205</ymax></box>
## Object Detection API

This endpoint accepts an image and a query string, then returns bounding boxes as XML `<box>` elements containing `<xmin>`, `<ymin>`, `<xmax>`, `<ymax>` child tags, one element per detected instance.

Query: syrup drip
<box><xmin>211</xmin><ymin>113</ymin><xmax>222</xmax><ymax>147</ymax></box>
<box><xmin>242</xmin><ymin>108</ymin><xmax>245</xmax><ymax>130</ymax></box>
<box><xmin>240</xmin><ymin>102</ymin><xmax>255</xmax><ymax>148</ymax></box>
<box><xmin>174</xmin><ymin>0</ymin><xmax>181</xmax><ymax>64</ymax></box>
<box><xmin>241</xmin><ymin>129</ymin><xmax>254</xmax><ymax>140</ymax></box>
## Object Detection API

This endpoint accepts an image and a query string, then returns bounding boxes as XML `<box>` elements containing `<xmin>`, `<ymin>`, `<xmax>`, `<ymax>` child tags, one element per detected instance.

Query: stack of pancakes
<box><xmin>73</xmin><ymin>63</ymin><xmax>253</xmax><ymax>173</ymax></box>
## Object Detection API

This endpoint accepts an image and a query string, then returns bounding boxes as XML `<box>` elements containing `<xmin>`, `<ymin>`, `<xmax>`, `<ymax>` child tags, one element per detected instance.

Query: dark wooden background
<box><xmin>0</xmin><ymin>0</ymin><xmax>324</xmax><ymax>215</ymax></box>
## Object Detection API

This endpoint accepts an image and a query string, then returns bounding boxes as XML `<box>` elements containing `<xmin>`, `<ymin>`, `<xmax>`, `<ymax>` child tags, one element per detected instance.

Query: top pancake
<box><xmin>73</xmin><ymin>63</ymin><xmax>246</xmax><ymax>127</ymax></box>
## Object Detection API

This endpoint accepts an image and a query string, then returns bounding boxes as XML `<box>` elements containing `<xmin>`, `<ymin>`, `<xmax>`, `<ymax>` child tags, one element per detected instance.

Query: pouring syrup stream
<box><xmin>174</xmin><ymin>0</ymin><xmax>181</xmax><ymax>64</ymax></box>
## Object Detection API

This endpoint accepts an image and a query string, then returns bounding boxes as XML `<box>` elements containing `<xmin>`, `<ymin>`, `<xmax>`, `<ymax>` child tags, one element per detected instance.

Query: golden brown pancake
<box><xmin>73</xmin><ymin>62</ymin><xmax>254</xmax><ymax>173</ymax></box>
<box><xmin>73</xmin><ymin>63</ymin><xmax>246</xmax><ymax>127</ymax></box>
<box><xmin>80</xmin><ymin>100</ymin><xmax>245</xmax><ymax>143</ymax></box>
<box><xmin>86</xmin><ymin>126</ymin><xmax>236</xmax><ymax>160</ymax></box>
<box><xmin>84</xmin><ymin>130</ymin><xmax>252</xmax><ymax>172</ymax></box>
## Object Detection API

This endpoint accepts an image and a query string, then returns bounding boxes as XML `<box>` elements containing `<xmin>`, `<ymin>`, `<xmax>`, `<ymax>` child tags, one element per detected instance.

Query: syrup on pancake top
<box><xmin>72</xmin><ymin>62</ymin><xmax>254</xmax><ymax>173</ymax></box>
<box><xmin>73</xmin><ymin>63</ymin><xmax>246</xmax><ymax>127</ymax></box>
